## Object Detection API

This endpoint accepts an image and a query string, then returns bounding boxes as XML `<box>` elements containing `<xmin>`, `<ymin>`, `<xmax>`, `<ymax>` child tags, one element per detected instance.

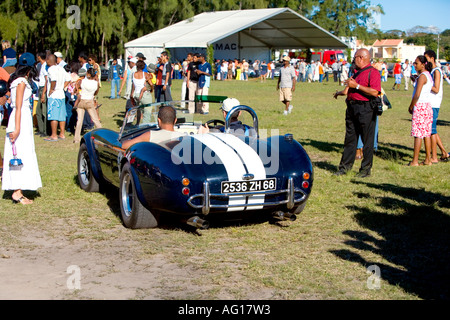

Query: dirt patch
<box><xmin>0</xmin><ymin>221</ymin><xmax>210</xmax><ymax>300</ymax></box>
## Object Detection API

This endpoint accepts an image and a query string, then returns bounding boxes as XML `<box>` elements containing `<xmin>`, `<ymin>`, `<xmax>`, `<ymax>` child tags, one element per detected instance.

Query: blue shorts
<box><xmin>47</xmin><ymin>98</ymin><xmax>66</xmax><ymax>121</ymax></box>
<box><xmin>395</xmin><ymin>74</ymin><xmax>402</xmax><ymax>84</ymax></box>
<box><xmin>431</xmin><ymin>108</ymin><xmax>439</xmax><ymax>135</ymax></box>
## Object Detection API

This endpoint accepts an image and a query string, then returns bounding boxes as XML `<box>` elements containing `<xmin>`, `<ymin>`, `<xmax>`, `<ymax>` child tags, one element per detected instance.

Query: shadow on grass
<box><xmin>1</xmin><ymin>190</ymin><xmax>42</xmax><ymax>201</ymax></box>
<box><xmin>301</xmin><ymin>139</ymin><xmax>414</xmax><ymax>171</ymax></box>
<box><xmin>331</xmin><ymin>182</ymin><xmax>450</xmax><ymax>299</ymax></box>
<box><xmin>299</xmin><ymin>139</ymin><xmax>343</xmax><ymax>154</ymax></box>
<box><xmin>375</xmin><ymin>143</ymin><xmax>412</xmax><ymax>163</ymax></box>
<box><xmin>114</xmin><ymin>111</ymin><xmax>126</xmax><ymax>128</ymax></box>
<box><xmin>437</xmin><ymin>119</ymin><xmax>450</xmax><ymax>127</ymax></box>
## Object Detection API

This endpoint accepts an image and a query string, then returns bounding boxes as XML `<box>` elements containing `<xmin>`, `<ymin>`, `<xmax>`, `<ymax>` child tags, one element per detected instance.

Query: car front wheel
<box><xmin>119</xmin><ymin>162</ymin><xmax>158</xmax><ymax>229</ymax></box>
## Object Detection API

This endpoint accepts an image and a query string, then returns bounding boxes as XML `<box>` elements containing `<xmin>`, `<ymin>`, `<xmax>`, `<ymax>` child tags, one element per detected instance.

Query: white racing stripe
<box><xmin>210</xmin><ymin>133</ymin><xmax>266</xmax><ymax>210</ymax></box>
<box><xmin>192</xmin><ymin>134</ymin><xmax>247</xmax><ymax>211</ymax></box>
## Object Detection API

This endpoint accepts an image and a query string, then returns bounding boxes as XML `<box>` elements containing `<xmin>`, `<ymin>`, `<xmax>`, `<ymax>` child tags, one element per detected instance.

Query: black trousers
<box><xmin>338</xmin><ymin>100</ymin><xmax>377</xmax><ymax>174</ymax></box>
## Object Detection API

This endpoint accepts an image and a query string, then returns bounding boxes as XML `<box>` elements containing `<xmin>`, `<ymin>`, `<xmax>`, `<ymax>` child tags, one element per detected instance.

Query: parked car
<box><xmin>76</xmin><ymin>98</ymin><xmax>314</xmax><ymax>229</ymax></box>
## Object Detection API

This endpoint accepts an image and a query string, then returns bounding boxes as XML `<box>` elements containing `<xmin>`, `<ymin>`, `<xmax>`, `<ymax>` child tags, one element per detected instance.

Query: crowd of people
<box><xmin>0</xmin><ymin>48</ymin><xmax>107</xmax><ymax>204</ymax></box>
<box><xmin>118</xmin><ymin>51</ymin><xmax>212</xmax><ymax>114</ymax></box>
<box><xmin>0</xmin><ymin>41</ymin><xmax>449</xmax><ymax>206</ymax></box>
<box><xmin>332</xmin><ymin>48</ymin><xmax>449</xmax><ymax>177</ymax></box>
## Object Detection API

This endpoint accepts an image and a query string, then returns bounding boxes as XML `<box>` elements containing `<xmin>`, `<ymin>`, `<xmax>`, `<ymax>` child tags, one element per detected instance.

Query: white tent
<box><xmin>125</xmin><ymin>8</ymin><xmax>348</xmax><ymax>63</ymax></box>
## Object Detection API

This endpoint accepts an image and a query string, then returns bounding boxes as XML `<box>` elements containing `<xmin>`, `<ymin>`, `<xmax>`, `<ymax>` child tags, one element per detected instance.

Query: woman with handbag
<box><xmin>2</xmin><ymin>53</ymin><xmax>42</xmax><ymax>204</ymax></box>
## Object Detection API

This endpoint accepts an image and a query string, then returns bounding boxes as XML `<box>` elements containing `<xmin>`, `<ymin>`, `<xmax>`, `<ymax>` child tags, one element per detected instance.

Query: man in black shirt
<box><xmin>187</xmin><ymin>53</ymin><xmax>200</xmax><ymax>113</ymax></box>
<box><xmin>160</xmin><ymin>51</ymin><xmax>172</xmax><ymax>102</ymax></box>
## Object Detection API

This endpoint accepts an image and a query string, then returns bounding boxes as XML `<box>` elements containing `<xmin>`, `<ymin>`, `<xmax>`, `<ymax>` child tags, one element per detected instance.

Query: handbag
<box><xmin>367</xmin><ymin>69</ymin><xmax>391</xmax><ymax>116</ymax></box>
<box><xmin>380</xmin><ymin>88</ymin><xmax>392</xmax><ymax>111</ymax></box>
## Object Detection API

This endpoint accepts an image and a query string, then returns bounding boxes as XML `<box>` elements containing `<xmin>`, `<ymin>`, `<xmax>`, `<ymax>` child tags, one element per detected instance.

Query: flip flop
<box><xmin>58</xmin><ymin>136</ymin><xmax>66</xmax><ymax>140</ymax></box>
<box><xmin>44</xmin><ymin>137</ymin><xmax>58</xmax><ymax>142</ymax></box>
<box><xmin>12</xmin><ymin>196</ymin><xmax>33</xmax><ymax>205</ymax></box>
<box><xmin>439</xmin><ymin>153</ymin><xmax>450</xmax><ymax>162</ymax></box>
<box><xmin>419</xmin><ymin>161</ymin><xmax>432</xmax><ymax>166</ymax></box>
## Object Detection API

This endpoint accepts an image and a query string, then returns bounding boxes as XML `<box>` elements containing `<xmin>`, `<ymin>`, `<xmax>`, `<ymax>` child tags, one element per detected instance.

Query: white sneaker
<box><xmin>288</xmin><ymin>105</ymin><xmax>293</xmax><ymax>114</ymax></box>
<box><xmin>283</xmin><ymin>110</ymin><xmax>288</xmax><ymax>115</ymax></box>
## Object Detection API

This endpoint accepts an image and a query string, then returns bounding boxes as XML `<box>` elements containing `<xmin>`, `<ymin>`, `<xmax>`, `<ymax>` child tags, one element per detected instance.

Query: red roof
<box><xmin>373</xmin><ymin>39</ymin><xmax>403</xmax><ymax>47</ymax></box>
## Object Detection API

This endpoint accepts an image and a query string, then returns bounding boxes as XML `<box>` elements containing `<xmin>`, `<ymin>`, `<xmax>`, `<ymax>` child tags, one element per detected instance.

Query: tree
<box><xmin>311</xmin><ymin>0</ymin><xmax>375</xmax><ymax>41</ymax></box>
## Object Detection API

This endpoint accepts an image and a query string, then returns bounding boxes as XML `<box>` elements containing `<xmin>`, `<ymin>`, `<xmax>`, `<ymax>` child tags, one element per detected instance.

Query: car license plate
<box><xmin>221</xmin><ymin>178</ymin><xmax>276</xmax><ymax>194</ymax></box>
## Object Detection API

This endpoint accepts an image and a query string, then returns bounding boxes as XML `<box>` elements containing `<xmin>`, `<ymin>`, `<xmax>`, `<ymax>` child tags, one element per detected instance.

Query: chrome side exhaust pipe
<box><xmin>272</xmin><ymin>211</ymin><xmax>296</xmax><ymax>222</ymax></box>
<box><xmin>187</xmin><ymin>216</ymin><xmax>210</xmax><ymax>229</ymax></box>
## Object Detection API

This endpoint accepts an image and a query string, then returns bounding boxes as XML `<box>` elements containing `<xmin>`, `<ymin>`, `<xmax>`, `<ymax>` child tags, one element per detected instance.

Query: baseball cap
<box><xmin>18</xmin><ymin>53</ymin><xmax>36</xmax><ymax>67</ymax></box>
<box><xmin>136</xmin><ymin>52</ymin><xmax>146</xmax><ymax>60</ymax></box>
<box><xmin>147</xmin><ymin>63</ymin><xmax>156</xmax><ymax>73</ymax></box>
<box><xmin>282</xmin><ymin>56</ymin><xmax>290</xmax><ymax>62</ymax></box>
<box><xmin>78</xmin><ymin>68</ymin><xmax>87</xmax><ymax>77</ymax></box>
<box><xmin>220</xmin><ymin>98</ymin><xmax>240</xmax><ymax>112</ymax></box>
<box><xmin>129</xmin><ymin>57</ymin><xmax>137</xmax><ymax>64</ymax></box>
<box><xmin>54</xmin><ymin>52</ymin><xmax>63</xmax><ymax>58</ymax></box>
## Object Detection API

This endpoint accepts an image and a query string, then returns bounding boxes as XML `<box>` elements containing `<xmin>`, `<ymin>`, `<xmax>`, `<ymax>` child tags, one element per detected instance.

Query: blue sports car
<box><xmin>77</xmin><ymin>97</ymin><xmax>313</xmax><ymax>229</ymax></box>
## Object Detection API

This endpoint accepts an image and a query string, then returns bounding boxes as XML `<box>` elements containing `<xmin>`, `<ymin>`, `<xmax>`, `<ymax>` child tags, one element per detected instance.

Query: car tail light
<box><xmin>182</xmin><ymin>178</ymin><xmax>190</xmax><ymax>186</ymax></box>
<box><xmin>303</xmin><ymin>172</ymin><xmax>310</xmax><ymax>180</ymax></box>
<box><xmin>302</xmin><ymin>181</ymin><xmax>309</xmax><ymax>189</ymax></box>
<box><xmin>182</xmin><ymin>187</ymin><xmax>190</xmax><ymax>195</ymax></box>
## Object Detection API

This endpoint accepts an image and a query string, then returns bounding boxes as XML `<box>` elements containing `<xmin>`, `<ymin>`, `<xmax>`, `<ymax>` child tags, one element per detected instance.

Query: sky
<box><xmin>369</xmin><ymin>0</ymin><xmax>450</xmax><ymax>33</ymax></box>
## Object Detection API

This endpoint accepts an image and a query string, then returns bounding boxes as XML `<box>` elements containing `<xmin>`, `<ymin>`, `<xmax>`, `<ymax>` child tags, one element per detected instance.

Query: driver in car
<box><xmin>122</xmin><ymin>105</ymin><xmax>209</xmax><ymax>149</ymax></box>
<box><xmin>205</xmin><ymin>98</ymin><xmax>256</xmax><ymax>136</ymax></box>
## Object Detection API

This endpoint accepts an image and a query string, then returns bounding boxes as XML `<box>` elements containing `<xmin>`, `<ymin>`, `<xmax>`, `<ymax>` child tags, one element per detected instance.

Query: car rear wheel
<box><xmin>77</xmin><ymin>143</ymin><xmax>100</xmax><ymax>192</ymax></box>
<box><xmin>290</xmin><ymin>202</ymin><xmax>307</xmax><ymax>215</ymax></box>
<box><xmin>119</xmin><ymin>162</ymin><xmax>158</xmax><ymax>229</ymax></box>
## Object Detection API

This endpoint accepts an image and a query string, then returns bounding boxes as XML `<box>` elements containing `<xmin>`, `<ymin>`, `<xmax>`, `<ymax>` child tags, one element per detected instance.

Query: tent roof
<box><xmin>125</xmin><ymin>8</ymin><xmax>348</xmax><ymax>50</ymax></box>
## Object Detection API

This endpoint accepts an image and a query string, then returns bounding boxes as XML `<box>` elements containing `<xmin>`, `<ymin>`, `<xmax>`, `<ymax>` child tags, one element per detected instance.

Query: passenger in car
<box><xmin>204</xmin><ymin>98</ymin><xmax>256</xmax><ymax>136</ymax></box>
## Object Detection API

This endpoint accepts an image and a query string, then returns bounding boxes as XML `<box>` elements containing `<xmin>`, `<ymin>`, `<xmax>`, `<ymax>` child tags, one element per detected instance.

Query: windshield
<box><xmin>119</xmin><ymin>101</ymin><xmax>199</xmax><ymax>139</ymax></box>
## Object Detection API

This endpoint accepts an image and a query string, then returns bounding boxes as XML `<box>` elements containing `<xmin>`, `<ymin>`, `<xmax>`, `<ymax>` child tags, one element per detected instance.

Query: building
<box><xmin>371</xmin><ymin>39</ymin><xmax>425</xmax><ymax>62</ymax></box>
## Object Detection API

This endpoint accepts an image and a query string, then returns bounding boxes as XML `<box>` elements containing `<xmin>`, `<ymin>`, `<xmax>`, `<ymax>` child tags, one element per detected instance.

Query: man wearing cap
<box><xmin>277</xmin><ymin>56</ymin><xmax>296</xmax><ymax>116</ymax></box>
<box><xmin>54</xmin><ymin>52</ymin><xmax>67</xmax><ymax>68</ymax></box>
<box><xmin>44</xmin><ymin>54</ymin><xmax>70</xmax><ymax>141</ymax></box>
<box><xmin>196</xmin><ymin>53</ymin><xmax>212</xmax><ymax>114</ymax></box>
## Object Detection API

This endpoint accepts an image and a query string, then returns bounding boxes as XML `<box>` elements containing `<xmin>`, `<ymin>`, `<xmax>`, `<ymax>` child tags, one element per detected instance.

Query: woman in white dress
<box><xmin>1</xmin><ymin>53</ymin><xmax>42</xmax><ymax>204</ymax></box>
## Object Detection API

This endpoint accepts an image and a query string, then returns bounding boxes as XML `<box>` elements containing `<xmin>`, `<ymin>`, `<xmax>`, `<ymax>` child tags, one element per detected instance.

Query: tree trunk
<box><xmin>65</xmin><ymin>29</ymin><xmax>73</xmax><ymax>59</ymax></box>
<box><xmin>101</xmin><ymin>32</ymin><xmax>105</xmax><ymax>64</ymax></box>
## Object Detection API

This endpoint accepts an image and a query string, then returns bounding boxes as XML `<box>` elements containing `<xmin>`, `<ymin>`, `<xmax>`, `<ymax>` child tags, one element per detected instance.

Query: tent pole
<box><xmin>238</xmin><ymin>32</ymin><xmax>241</xmax><ymax>60</ymax></box>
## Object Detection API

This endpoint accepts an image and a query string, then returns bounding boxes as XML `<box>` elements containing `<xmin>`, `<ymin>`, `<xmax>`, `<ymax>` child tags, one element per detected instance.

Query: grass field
<box><xmin>1</xmin><ymin>76</ymin><xmax>449</xmax><ymax>300</ymax></box>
